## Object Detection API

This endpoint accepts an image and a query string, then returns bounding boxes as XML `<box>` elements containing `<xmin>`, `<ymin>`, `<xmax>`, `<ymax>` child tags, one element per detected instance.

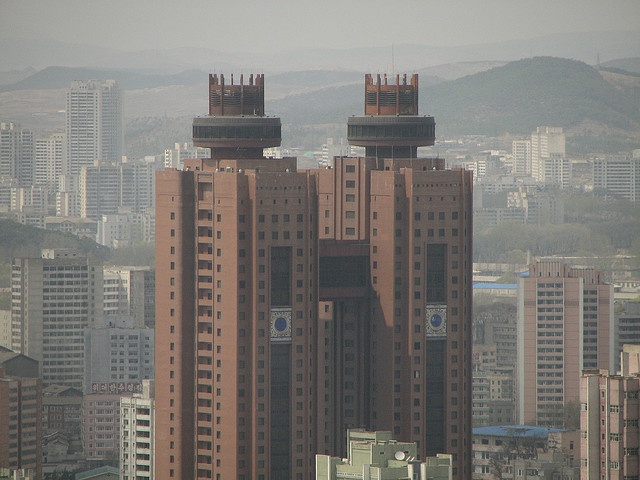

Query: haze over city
<box><xmin>2</xmin><ymin>0</ymin><xmax>640</xmax><ymax>70</ymax></box>
<box><xmin>1</xmin><ymin>1</ymin><xmax>640</xmax><ymax>480</ymax></box>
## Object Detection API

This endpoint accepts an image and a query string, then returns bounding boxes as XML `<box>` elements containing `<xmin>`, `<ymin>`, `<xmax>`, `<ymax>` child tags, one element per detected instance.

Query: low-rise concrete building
<box><xmin>472</xmin><ymin>425</ymin><xmax>579</xmax><ymax>480</ymax></box>
<box><xmin>316</xmin><ymin>429</ymin><xmax>452</xmax><ymax>480</ymax></box>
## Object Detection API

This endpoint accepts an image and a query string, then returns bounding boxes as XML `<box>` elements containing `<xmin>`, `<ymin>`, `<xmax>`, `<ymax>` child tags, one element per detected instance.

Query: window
<box><xmin>346</xmin><ymin>180</ymin><xmax>356</xmax><ymax>188</ymax></box>
<box><xmin>346</xmin><ymin>194</ymin><xmax>355</xmax><ymax>202</ymax></box>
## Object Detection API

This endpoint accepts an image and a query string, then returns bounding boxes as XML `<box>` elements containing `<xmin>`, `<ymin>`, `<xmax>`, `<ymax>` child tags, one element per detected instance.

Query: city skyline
<box><xmin>0</xmin><ymin>8</ymin><xmax>638</xmax><ymax>473</ymax></box>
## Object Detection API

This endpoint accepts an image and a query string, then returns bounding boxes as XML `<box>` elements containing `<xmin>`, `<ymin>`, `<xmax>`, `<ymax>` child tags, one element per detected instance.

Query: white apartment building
<box><xmin>512</xmin><ymin>139</ymin><xmax>532</xmax><ymax>176</ymax></box>
<box><xmin>120</xmin><ymin>380</ymin><xmax>155</xmax><ymax>480</ymax></box>
<box><xmin>163</xmin><ymin>142</ymin><xmax>208</xmax><ymax>169</ymax></box>
<box><xmin>0</xmin><ymin>122</ymin><xmax>34</xmax><ymax>186</ymax></box>
<box><xmin>530</xmin><ymin>127</ymin><xmax>570</xmax><ymax>186</ymax></box>
<box><xmin>11</xmin><ymin>248</ymin><xmax>104</xmax><ymax>389</ymax></box>
<box><xmin>96</xmin><ymin>212</ymin><xmax>143</xmax><ymax>249</ymax></box>
<box><xmin>65</xmin><ymin>80</ymin><xmax>123</xmax><ymax>176</ymax></box>
<box><xmin>593</xmin><ymin>153</ymin><xmax>640</xmax><ymax>201</ymax></box>
<box><xmin>35</xmin><ymin>133</ymin><xmax>65</xmax><ymax>193</ymax></box>
<box><xmin>102</xmin><ymin>266</ymin><xmax>155</xmax><ymax>328</ymax></box>
<box><xmin>83</xmin><ymin>316</ymin><xmax>154</xmax><ymax>393</ymax></box>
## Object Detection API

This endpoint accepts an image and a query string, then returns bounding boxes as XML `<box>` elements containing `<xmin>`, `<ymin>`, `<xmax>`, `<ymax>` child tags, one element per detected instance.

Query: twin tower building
<box><xmin>155</xmin><ymin>73</ymin><xmax>473</xmax><ymax>479</ymax></box>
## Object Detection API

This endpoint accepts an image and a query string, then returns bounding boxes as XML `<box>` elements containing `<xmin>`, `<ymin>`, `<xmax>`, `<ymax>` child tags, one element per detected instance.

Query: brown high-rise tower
<box><xmin>155</xmin><ymin>73</ymin><xmax>473</xmax><ymax>480</ymax></box>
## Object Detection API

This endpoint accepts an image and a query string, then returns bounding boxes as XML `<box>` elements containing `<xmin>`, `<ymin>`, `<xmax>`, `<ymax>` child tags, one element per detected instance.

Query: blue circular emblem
<box><xmin>430</xmin><ymin>314</ymin><xmax>442</xmax><ymax>328</ymax></box>
<box><xmin>274</xmin><ymin>317</ymin><xmax>288</xmax><ymax>332</ymax></box>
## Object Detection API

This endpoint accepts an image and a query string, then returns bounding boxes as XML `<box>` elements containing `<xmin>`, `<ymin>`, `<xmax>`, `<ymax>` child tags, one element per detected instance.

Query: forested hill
<box><xmin>426</xmin><ymin>56</ymin><xmax>640</xmax><ymax>136</ymax></box>
<box><xmin>270</xmin><ymin>57</ymin><xmax>640</xmax><ymax>151</ymax></box>
<box><xmin>0</xmin><ymin>220</ymin><xmax>108</xmax><ymax>264</ymax></box>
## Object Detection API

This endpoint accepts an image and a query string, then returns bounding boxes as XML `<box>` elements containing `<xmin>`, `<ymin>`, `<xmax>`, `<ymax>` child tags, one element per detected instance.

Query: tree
<box><xmin>564</xmin><ymin>400</ymin><xmax>581</xmax><ymax>431</ymax></box>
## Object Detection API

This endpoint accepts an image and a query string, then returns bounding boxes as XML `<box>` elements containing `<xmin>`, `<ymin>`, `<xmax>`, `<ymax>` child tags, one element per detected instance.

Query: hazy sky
<box><xmin>2</xmin><ymin>0</ymin><xmax>639</xmax><ymax>53</ymax></box>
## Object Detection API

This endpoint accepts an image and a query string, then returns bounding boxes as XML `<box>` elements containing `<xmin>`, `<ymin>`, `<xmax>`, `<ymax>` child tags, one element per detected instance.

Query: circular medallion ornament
<box><xmin>425</xmin><ymin>305</ymin><xmax>447</xmax><ymax>338</ymax></box>
<box><xmin>270</xmin><ymin>308</ymin><xmax>292</xmax><ymax>342</ymax></box>
<box><xmin>274</xmin><ymin>316</ymin><xmax>288</xmax><ymax>332</ymax></box>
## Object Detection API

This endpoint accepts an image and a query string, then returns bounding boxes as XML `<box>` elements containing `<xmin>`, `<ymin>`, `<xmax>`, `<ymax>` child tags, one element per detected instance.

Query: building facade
<box><xmin>103</xmin><ymin>266</ymin><xmax>155</xmax><ymax>327</ymax></box>
<box><xmin>155</xmin><ymin>73</ymin><xmax>473</xmax><ymax>479</ymax></box>
<box><xmin>35</xmin><ymin>133</ymin><xmax>65</xmax><ymax>194</ymax></box>
<box><xmin>120</xmin><ymin>380</ymin><xmax>155</xmax><ymax>480</ymax></box>
<box><xmin>82</xmin><ymin>393</ymin><xmax>127</xmax><ymax>462</ymax></box>
<box><xmin>65</xmin><ymin>80</ymin><xmax>123</xmax><ymax>177</ymax></box>
<box><xmin>0</xmin><ymin>122</ymin><xmax>34</xmax><ymax>187</ymax></box>
<box><xmin>530</xmin><ymin>127</ymin><xmax>569</xmax><ymax>187</ymax></box>
<box><xmin>42</xmin><ymin>385</ymin><xmax>84</xmax><ymax>463</ymax></box>
<box><xmin>84</xmin><ymin>316</ymin><xmax>154</xmax><ymax>392</ymax></box>
<box><xmin>616</xmin><ymin>302</ymin><xmax>640</xmax><ymax>372</ymax></box>
<box><xmin>580</xmin><ymin>345</ymin><xmax>640</xmax><ymax>480</ymax></box>
<box><xmin>11</xmin><ymin>249</ymin><xmax>104</xmax><ymax>389</ymax></box>
<box><xmin>472</xmin><ymin>425</ymin><xmax>579</xmax><ymax>480</ymax></box>
<box><xmin>593</xmin><ymin>153</ymin><xmax>640</xmax><ymax>202</ymax></box>
<box><xmin>518</xmin><ymin>260</ymin><xmax>614</xmax><ymax>427</ymax></box>
<box><xmin>511</xmin><ymin>139</ymin><xmax>531</xmax><ymax>176</ymax></box>
<box><xmin>0</xmin><ymin>350</ymin><xmax>42</xmax><ymax>479</ymax></box>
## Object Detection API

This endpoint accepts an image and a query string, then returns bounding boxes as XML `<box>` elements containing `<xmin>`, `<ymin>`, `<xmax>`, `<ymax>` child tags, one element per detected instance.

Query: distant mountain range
<box><xmin>427</xmin><ymin>57</ymin><xmax>640</xmax><ymax>137</ymax></box>
<box><xmin>1</xmin><ymin>57</ymin><xmax>638</xmax><ymax>154</ymax></box>
<box><xmin>2</xmin><ymin>30</ymin><xmax>639</xmax><ymax>74</ymax></box>
<box><xmin>0</xmin><ymin>66</ymin><xmax>207</xmax><ymax>92</ymax></box>
<box><xmin>0</xmin><ymin>63</ymin><xmax>506</xmax><ymax>93</ymax></box>
<box><xmin>267</xmin><ymin>57</ymin><xmax>640</xmax><ymax>137</ymax></box>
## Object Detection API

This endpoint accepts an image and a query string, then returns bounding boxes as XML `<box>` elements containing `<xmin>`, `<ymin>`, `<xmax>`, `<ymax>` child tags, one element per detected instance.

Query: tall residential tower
<box><xmin>65</xmin><ymin>79</ymin><xmax>123</xmax><ymax>176</ymax></box>
<box><xmin>518</xmin><ymin>260</ymin><xmax>613</xmax><ymax>427</ymax></box>
<box><xmin>155</xmin><ymin>73</ymin><xmax>473</xmax><ymax>479</ymax></box>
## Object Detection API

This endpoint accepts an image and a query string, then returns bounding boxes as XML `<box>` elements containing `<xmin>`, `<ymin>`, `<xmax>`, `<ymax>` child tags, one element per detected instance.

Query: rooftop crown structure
<box><xmin>192</xmin><ymin>74</ymin><xmax>281</xmax><ymax>159</ymax></box>
<box><xmin>347</xmin><ymin>73</ymin><xmax>436</xmax><ymax>158</ymax></box>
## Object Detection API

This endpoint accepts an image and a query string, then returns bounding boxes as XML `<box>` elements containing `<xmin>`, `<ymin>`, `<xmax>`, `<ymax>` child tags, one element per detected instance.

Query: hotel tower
<box><xmin>155</xmin><ymin>73</ymin><xmax>473</xmax><ymax>479</ymax></box>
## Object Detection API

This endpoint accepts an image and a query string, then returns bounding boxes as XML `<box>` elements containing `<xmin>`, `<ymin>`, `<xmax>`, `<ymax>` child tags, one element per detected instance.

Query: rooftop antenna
<box><xmin>391</xmin><ymin>44</ymin><xmax>395</xmax><ymax>78</ymax></box>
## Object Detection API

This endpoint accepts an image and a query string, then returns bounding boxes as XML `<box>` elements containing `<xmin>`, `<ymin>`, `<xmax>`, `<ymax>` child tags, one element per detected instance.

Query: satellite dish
<box><xmin>394</xmin><ymin>451</ymin><xmax>406</xmax><ymax>461</ymax></box>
